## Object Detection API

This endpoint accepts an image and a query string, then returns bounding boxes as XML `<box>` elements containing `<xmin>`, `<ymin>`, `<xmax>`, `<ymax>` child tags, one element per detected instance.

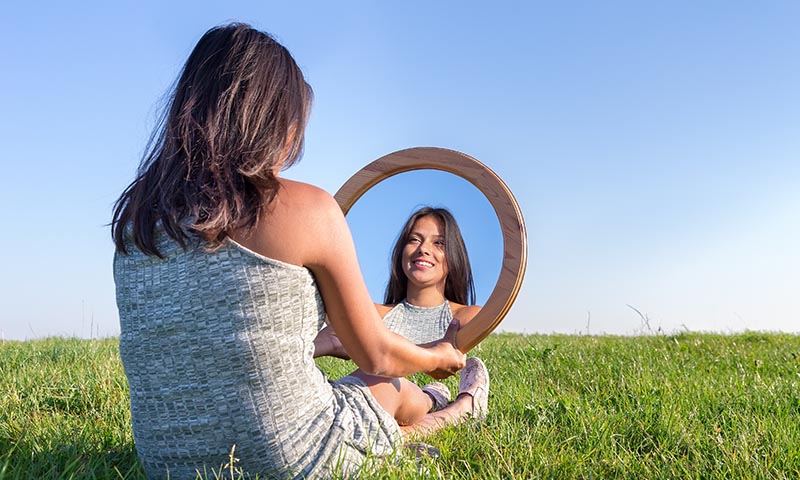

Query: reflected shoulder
<box><xmin>375</xmin><ymin>303</ymin><xmax>395</xmax><ymax>318</ymax></box>
<box><xmin>449</xmin><ymin>302</ymin><xmax>482</xmax><ymax>326</ymax></box>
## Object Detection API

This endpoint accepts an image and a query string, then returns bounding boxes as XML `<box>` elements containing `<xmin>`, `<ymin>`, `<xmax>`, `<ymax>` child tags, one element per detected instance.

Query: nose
<box><xmin>417</xmin><ymin>240</ymin><xmax>432</xmax><ymax>255</ymax></box>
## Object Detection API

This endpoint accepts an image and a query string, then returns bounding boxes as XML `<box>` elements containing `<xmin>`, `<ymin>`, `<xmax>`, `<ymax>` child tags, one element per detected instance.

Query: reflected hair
<box><xmin>384</xmin><ymin>206</ymin><xmax>476</xmax><ymax>305</ymax></box>
<box><xmin>112</xmin><ymin>23</ymin><xmax>313</xmax><ymax>257</ymax></box>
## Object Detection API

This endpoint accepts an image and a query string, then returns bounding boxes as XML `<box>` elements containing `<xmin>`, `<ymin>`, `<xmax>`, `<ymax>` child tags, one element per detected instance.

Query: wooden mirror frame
<box><xmin>334</xmin><ymin>147</ymin><xmax>527</xmax><ymax>352</ymax></box>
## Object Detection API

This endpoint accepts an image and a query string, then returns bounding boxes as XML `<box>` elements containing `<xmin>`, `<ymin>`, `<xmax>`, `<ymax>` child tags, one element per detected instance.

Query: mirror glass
<box><xmin>345</xmin><ymin>169</ymin><xmax>503</xmax><ymax>307</ymax></box>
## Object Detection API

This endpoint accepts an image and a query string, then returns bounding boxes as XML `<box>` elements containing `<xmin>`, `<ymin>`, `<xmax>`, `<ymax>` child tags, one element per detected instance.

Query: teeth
<box><xmin>415</xmin><ymin>260</ymin><xmax>433</xmax><ymax>267</ymax></box>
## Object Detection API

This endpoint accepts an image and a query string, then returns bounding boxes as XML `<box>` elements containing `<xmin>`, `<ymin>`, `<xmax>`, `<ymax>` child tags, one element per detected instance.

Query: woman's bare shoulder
<box><xmin>273</xmin><ymin>178</ymin><xmax>344</xmax><ymax>229</ymax></box>
<box><xmin>277</xmin><ymin>178</ymin><xmax>335</xmax><ymax>204</ymax></box>
<box><xmin>233</xmin><ymin>178</ymin><xmax>343</xmax><ymax>266</ymax></box>
<box><xmin>449</xmin><ymin>302</ymin><xmax>482</xmax><ymax>326</ymax></box>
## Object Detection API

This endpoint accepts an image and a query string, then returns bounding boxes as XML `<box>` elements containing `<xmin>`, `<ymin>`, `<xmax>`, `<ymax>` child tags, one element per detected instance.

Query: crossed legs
<box><xmin>349</xmin><ymin>357</ymin><xmax>488</xmax><ymax>439</ymax></box>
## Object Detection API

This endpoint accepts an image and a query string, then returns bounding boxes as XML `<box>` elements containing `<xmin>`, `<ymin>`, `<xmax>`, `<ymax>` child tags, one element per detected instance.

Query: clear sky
<box><xmin>1</xmin><ymin>2</ymin><xmax>798</xmax><ymax>340</ymax></box>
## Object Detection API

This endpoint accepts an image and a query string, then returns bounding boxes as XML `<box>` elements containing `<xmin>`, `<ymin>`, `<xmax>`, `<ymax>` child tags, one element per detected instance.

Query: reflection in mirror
<box><xmin>345</xmin><ymin>169</ymin><xmax>503</xmax><ymax>309</ymax></box>
<box><xmin>334</xmin><ymin>147</ymin><xmax>527</xmax><ymax>352</ymax></box>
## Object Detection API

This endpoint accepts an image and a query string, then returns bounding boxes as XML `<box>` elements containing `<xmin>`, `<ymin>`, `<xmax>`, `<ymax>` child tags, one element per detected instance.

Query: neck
<box><xmin>405</xmin><ymin>285</ymin><xmax>446</xmax><ymax>307</ymax></box>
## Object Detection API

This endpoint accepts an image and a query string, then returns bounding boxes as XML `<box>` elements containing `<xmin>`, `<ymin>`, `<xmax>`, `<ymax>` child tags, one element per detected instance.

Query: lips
<box><xmin>413</xmin><ymin>259</ymin><xmax>434</xmax><ymax>268</ymax></box>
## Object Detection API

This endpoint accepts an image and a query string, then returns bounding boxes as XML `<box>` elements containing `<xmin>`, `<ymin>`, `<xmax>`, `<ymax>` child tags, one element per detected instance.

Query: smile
<box><xmin>413</xmin><ymin>260</ymin><xmax>434</xmax><ymax>268</ymax></box>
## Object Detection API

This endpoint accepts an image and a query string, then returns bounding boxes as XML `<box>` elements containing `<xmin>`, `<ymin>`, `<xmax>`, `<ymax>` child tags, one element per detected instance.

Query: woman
<box><xmin>316</xmin><ymin>207</ymin><xmax>487</xmax><ymax>416</ymax></box>
<box><xmin>112</xmin><ymin>24</ymin><xmax>485</xmax><ymax>478</ymax></box>
<box><xmin>379</xmin><ymin>206</ymin><xmax>481</xmax><ymax>344</ymax></box>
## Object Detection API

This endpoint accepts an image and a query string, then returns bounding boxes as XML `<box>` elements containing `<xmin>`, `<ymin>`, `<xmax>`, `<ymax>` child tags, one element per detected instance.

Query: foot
<box><xmin>404</xmin><ymin>442</ymin><xmax>441</xmax><ymax>459</ymax></box>
<box><xmin>421</xmin><ymin>381</ymin><xmax>451</xmax><ymax>412</ymax></box>
<box><xmin>404</xmin><ymin>442</ymin><xmax>441</xmax><ymax>476</ymax></box>
<box><xmin>457</xmin><ymin>357</ymin><xmax>489</xmax><ymax>420</ymax></box>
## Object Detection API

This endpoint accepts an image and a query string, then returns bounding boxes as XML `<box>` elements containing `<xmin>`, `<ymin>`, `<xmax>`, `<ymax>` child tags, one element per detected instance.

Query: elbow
<box><xmin>348</xmin><ymin>329</ymin><xmax>412</xmax><ymax>377</ymax></box>
<box><xmin>353</xmin><ymin>338</ymin><xmax>396</xmax><ymax>376</ymax></box>
<box><xmin>356</xmin><ymin>351</ymin><xmax>393</xmax><ymax>377</ymax></box>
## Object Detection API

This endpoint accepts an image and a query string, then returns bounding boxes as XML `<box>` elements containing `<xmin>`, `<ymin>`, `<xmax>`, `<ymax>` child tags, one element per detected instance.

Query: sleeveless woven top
<box><xmin>382</xmin><ymin>299</ymin><xmax>452</xmax><ymax>344</ymax></box>
<box><xmin>115</xmin><ymin>234</ymin><xmax>400</xmax><ymax>479</ymax></box>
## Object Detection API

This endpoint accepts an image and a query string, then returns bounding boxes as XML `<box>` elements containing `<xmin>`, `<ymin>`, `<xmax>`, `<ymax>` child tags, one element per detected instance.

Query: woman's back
<box><xmin>112</xmin><ymin>23</ymin><xmax>470</xmax><ymax>479</ymax></box>
<box><xmin>115</xmin><ymin>232</ymin><xmax>335</xmax><ymax>477</ymax></box>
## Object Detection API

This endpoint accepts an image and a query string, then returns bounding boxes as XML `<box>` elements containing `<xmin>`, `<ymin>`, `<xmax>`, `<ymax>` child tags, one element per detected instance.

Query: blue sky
<box><xmin>1</xmin><ymin>2</ymin><xmax>798</xmax><ymax>340</ymax></box>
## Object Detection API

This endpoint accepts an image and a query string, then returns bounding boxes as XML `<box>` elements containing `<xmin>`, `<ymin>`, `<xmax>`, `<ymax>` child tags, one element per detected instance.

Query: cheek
<box><xmin>401</xmin><ymin>249</ymin><xmax>415</xmax><ymax>273</ymax></box>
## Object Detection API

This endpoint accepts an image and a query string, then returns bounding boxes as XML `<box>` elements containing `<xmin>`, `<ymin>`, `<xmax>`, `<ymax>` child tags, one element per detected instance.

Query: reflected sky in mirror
<box><xmin>345</xmin><ymin>170</ymin><xmax>503</xmax><ymax>305</ymax></box>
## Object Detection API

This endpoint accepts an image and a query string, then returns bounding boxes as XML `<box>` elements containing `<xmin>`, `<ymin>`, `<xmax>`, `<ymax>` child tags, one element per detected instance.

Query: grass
<box><xmin>1</xmin><ymin>332</ymin><xmax>799</xmax><ymax>478</ymax></box>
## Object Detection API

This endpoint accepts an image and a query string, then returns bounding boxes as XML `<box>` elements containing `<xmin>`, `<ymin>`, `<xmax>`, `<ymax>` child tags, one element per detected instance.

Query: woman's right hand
<box><xmin>425</xmin><ymin>318</ymin><xmax>467</xmax><ymax>379</ymax></box>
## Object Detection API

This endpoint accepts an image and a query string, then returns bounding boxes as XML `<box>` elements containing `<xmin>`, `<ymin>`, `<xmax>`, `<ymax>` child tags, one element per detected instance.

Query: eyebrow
<box><xmin>409</xmin><ymin>231</ymin><xmax>445</xmax><ymax>240</ymax></box>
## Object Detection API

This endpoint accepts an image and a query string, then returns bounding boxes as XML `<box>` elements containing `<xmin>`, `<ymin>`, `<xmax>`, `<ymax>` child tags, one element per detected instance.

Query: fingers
<box><xmin>428</xmin><ymin>368</ymin><xmax>454</xmax><ymax>380</ymax></box>
<box><xmin>429</xmin><ymin>359</ymin><xmax>464</xmax><ymax>380</ymax></box>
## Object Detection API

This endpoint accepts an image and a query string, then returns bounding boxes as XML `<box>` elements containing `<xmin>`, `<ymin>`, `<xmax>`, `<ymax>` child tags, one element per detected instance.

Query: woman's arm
<box><xmin>272</xmin><ymin>181</ymin><xmax>464</xmax><ymax>378</ymax></box>
<box><xmin>313</xmin><ymin>304</ymin><xmax>395</xmax><ymax>359</ymax></box>
<box><xmin>307</xmin><ymin>193</ymin><xmax>463</xmax><ymax>377</ymax></box>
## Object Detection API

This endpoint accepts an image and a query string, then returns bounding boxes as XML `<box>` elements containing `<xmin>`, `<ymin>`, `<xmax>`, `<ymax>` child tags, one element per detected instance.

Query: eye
<box><xmin>434</xmin><ymin>239</ymin><xmax>445</xmax><ymax>247</ymax></box>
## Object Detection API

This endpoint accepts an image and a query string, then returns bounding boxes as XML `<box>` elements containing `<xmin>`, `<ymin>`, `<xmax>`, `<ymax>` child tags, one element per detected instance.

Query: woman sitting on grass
<box><xmin>315</xmin><ymin>206</ymin><xmax>489</xmax><ymax>422</ymax></box>
<box><xmin>112</xmin><ymin>23</ymin><xmax>487</xmax><ymax>479</ymax></box>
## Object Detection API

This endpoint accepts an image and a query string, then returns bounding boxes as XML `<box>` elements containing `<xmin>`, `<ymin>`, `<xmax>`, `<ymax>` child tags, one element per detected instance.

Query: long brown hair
<box><xmin>384</xmin><ymin>207</ymin><xmax>476</xmax><ymax>305</ymax></box>
<box><xmin>112</xmin><ymin>23</ymin><xmax>313</xmax><ymax>257</ymax></box>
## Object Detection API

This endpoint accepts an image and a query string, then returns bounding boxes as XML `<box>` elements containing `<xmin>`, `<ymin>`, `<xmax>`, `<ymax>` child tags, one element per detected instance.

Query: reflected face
<box><xmin>401</xmin><ymin>215</ymin><xmax>448</xmax><ymax>290</ymax></box>
<box><xmin>343</xmin><ymin>169</ymin><xmax>502</xmax><ymax>305</ymax></box>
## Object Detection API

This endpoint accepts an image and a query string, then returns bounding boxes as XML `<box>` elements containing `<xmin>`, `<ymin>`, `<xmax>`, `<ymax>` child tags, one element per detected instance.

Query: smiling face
<box><xmin>401</xmin><ymin>215</ymin><xmax>449</xmax><ymax>292</ymax></box>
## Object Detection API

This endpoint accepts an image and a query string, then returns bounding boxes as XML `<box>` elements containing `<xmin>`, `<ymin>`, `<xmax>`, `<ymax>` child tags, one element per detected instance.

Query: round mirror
<box><xmin>335</xmin><ymin>147</ymin><xmax>527</xmax><ymax>352</ymax></box>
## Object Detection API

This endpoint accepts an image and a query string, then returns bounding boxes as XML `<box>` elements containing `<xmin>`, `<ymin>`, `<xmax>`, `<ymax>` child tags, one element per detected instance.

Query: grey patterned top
<box><xmin>115</xmin><ymin>234</ymin><xmax>400</xmax><ymax>479</ymax></box>
<box><xmin>382</xmin><ymin>300</ymin><xmax>452</xmax><ymax>345</ymax></box>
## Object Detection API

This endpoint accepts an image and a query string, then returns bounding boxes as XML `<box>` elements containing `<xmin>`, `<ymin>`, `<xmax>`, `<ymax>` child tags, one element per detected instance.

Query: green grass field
<box><xmin>2</xmin><ymin>332</ymin><xmax>799</xmax><ymax>479</ymax></box>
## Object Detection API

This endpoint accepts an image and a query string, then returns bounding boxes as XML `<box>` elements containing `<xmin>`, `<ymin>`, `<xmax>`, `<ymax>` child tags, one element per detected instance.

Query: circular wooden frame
<box><xmin>334</xmin><ymin>147</ymin><xmax>527</xmax><ymax>352</ymax></box>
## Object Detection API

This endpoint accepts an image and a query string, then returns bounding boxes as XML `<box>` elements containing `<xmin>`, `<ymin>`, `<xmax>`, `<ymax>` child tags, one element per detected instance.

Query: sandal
<box><xmin>421</xmin><ymin>381</ymin><xmax>451</xmax><ymax>412</ymax></box>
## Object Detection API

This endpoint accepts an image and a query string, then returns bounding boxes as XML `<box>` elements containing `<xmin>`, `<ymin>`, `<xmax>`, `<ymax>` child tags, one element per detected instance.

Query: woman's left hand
<box><xmin>313</xmin><ymin>325</ymin><xmax>350</xmax><ymax>360</ymax></box>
